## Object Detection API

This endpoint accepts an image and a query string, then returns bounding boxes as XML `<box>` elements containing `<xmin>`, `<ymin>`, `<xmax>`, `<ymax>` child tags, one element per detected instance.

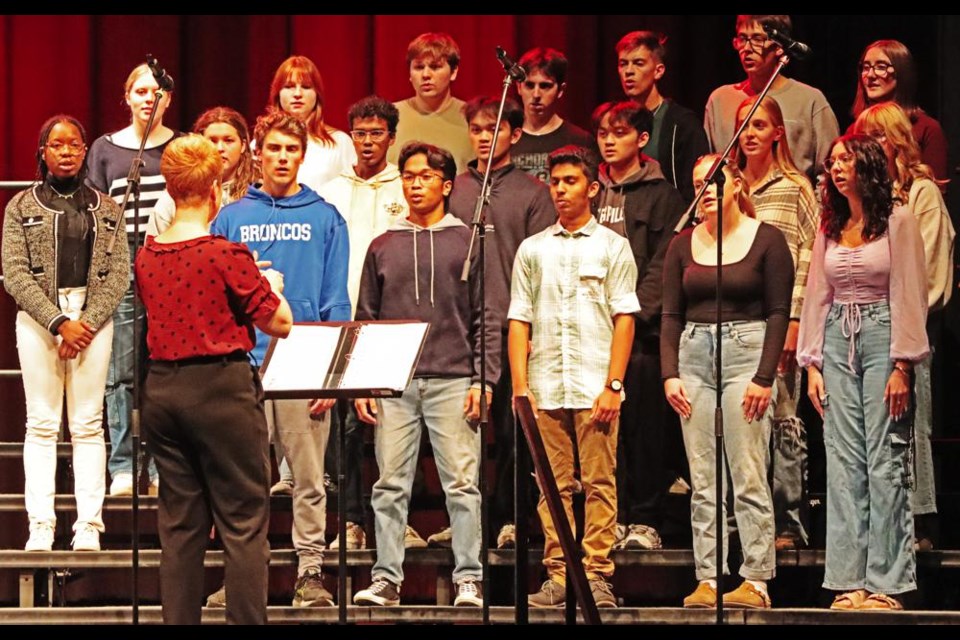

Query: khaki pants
<box><xmin>537</xmin><ymin>408</ymin><xmax>618</xmax><ymax>583</ymax></box>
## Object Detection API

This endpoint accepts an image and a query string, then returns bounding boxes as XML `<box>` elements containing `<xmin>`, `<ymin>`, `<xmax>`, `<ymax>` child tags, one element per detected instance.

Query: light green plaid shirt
<box><xmin>509</xmin><ymin>217</ymin><xmax>640</xmax><ymax>410</ymax></box>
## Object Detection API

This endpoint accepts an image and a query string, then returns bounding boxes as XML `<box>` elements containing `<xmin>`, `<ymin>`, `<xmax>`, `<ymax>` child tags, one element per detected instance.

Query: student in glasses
<box><xmin>849</xmin><ymin>40</ymin><xmax>948</xmax><ymax>184</ymax></box>
<box><xmin>798</xmin><ymin>134</ymin><xmax>929</xmax><ymax>611</ymax></box>
<box><xmin>4</xmin><ymin>115</ymin><xmax>128</xmax><ymax>553</ymax></box>
<box><xmin>317</xmin><ymin>95</ymin><xmax>408</xmax><ymax>553</ymax></box>
<box><xmin>704</xmin><ymin>14</ymin><xmax>839</xmax><ymax>183</ymax></box>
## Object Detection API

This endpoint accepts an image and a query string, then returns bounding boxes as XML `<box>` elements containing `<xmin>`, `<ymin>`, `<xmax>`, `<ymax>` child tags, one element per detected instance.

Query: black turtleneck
<box><xmin>41</xmin><ymin>175</ymin><xmax>94</xmax><ymax>288</ymax></box>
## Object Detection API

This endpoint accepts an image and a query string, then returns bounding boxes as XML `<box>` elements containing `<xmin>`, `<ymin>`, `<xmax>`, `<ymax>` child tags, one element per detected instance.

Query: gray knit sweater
<box><xmin>2</xmin><ymin>185</ymin><xmax>129</xmax><ymax>333</ymax></box>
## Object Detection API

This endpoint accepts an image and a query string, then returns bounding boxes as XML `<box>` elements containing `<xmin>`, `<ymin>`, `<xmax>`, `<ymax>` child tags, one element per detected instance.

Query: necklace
<box><xmin>651</xmin><ymin>99</ymin><xmax>665</xmax><ymax>117</ymax></box>
<box><xmin>49</xmin><ymin>183</ymin><xmax>80</xmax><ymax>199</ymax></box>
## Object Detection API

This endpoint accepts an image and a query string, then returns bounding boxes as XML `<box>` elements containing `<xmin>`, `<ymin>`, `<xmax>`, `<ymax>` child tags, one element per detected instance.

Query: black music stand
<box><xmin>260</xmin><ymin>320</ymin><xmax>428</xmax><ymax>624</ymax></box>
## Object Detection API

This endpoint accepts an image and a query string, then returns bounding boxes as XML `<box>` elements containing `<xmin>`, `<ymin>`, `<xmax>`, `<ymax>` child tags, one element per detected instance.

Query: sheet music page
<box><xmin>260</xmin><ymin>324</ymin><xmax>341</xmax><ymax>392</ymax></box>
<box><xmin>338</xmin><ymin>323</ymin><xmax>428</xmax><ymax>391</ymax></box>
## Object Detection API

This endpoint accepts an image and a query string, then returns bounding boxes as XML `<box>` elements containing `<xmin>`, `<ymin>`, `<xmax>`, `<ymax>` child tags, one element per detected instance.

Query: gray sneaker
<box><xmin>354</xmin><ymin>577</ymin><xmax>401</xmax><ymax>606</ymax></box>
<box><xmin>590</xmin><ymin>578</ymin><xmax>618</xmax><ymax>608</ymax></box>
<box><xmin>292</xmin><ymin>569</ymin><xmax>334</xmax><ymax>607</ymax></box>
<box><xmin>528</xmin><ymin>579</ymin><xmax>565</xmax><ymax>608</ymax></box>
<box><xmin>205</xmin><ymin>585</ymin><xmax>226</xmax><ymax>608</ymax></box>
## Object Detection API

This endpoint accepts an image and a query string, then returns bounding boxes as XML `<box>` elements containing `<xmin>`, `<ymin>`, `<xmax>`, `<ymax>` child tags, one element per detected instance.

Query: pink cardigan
<box><xmin>797</xmin><ymin>206</ymin><xmax>930</xmax><ymax>370</ymax></box>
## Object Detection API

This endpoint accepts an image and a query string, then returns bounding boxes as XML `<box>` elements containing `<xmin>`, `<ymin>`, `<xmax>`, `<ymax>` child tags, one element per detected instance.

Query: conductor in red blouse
<box><xmin>135</xmin><ymin>135</ymin><xmax>293</xmax><ymax>625</ymax></box>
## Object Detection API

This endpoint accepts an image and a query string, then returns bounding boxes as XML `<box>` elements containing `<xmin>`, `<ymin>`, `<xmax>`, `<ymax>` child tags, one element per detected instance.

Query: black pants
<box><xmin>142</xmin><ymin>358</ymin><xmax>271</xmax><ymax>625</ymax></box>
<box><xmin>491</xmin><ymin>338</ymin><xmax>538</xmax><ymax>534</ymax></box>
<box><xmin>617</xmin><ymin>340</ymin><xmax>677</xmax><ymax>528</ymax></box>
<box><xmin>324</xmin><ymin>402</ymin><xmax>365</xmax><ymax>524</ymax></box>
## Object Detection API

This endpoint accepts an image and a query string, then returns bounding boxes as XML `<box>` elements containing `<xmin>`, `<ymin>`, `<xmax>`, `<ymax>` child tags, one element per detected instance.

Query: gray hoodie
<box><xmin>356</xmin><ymin>213</ymin><xmax>499</xmax><ymax>385</ymax></box>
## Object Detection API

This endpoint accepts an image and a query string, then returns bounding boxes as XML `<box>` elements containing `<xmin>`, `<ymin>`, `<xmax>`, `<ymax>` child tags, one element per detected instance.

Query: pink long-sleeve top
<box><xmin>797</xmin><ymin>206</ymin><xmax>929</xmax><ymax>370</ymax></box>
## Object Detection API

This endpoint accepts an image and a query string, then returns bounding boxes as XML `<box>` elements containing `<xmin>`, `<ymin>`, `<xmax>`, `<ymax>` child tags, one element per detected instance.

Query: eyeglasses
<box><xmin>732</xmin><ymin>34</ymin><xmax>769</xmax><ymax>50</ymax></box>
<box><xmin>823</xmin><ymin>152</ymin><xmax>855</xmax><ymax>172</ymax></box>
<box><xmin>859</xmin><ymin>61</ymin><xmax>895</xmax><ymax>78</ymax></box>
<box><xmin>350</xmin><ymin>129</ymin><xmax>389</xmax><ymax>142</ymax></box>
<box><xmin>46</xmin><ymin>141</ymin><xmax>85</xmax><ymax>154</ymax></box>
<box><xmin>401</xmin><ymin>171</ymin><xmax>445</xmax><ymax>185</ymax></box>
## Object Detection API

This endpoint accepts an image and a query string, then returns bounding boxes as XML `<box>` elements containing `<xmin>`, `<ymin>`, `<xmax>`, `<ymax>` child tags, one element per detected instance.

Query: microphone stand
<box><xmin>102</xmin><ymin>85</ymin><xmax>167</xmax><ymax>626</ymax></box>
<box><xmin>674</xmin><ymin>54</ymin><xmax>790</xmax><ymax>233</ymax></box>
<box><xmin>461</xmin><ymin>65</ymin><xmax>513</xmax><ymax>629</ymax></box>
<box><xmin>670</xmin><ymin>52</ymin><xmax>794</xmax><ymax>626</ymax></box>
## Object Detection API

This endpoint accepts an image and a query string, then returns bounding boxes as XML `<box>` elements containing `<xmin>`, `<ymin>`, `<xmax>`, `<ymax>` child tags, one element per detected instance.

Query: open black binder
<box><xmin>259</xmin><ymin>320</ymin><xmax>429</xmax><ymax>400</ymax></box>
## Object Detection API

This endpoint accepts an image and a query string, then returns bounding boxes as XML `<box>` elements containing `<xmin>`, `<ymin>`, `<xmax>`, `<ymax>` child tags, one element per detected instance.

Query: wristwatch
<box><xmin>607</xmin><ymin>379</ymin><xmax>623</xmax><ymax>393</ymax></box>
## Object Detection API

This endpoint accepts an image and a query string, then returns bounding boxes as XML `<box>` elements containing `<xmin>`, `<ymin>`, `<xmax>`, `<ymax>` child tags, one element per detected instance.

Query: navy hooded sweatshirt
<box><xmin>356</xmin><ymin>213</ymin><xmax>499</xmax><ymax>386</ymax></box>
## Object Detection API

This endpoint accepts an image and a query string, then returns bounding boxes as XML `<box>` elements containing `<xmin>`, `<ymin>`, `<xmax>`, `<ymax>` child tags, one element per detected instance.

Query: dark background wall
<box><xmin>0</xmin><ymin>14</ymin><xmax>956</xmax><ymax>603</ymax></box>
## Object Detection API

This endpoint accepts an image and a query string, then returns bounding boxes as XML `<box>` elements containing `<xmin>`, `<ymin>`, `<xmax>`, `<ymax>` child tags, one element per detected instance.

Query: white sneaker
<box><xmin>25</xmin><ymin>522</ymin><xmax>55</xmax><ymax>552</ymax></box>
<box><xmin>109</xmin><ymin>474</ymin><xmax>134</xmax><ymax>497</ymax></box>
<box><xmin>454</xmin><ymin>578</ymin><xmax>483</xmax><ymax>607</ymax></box>
<box><xmin>72</xmin><ymin>524</ymin><xmax>101</xmax><ymax>551</ymax></box>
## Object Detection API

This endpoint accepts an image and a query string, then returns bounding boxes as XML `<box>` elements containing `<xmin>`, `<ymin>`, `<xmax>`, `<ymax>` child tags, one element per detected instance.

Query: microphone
<box><xmin>146</xmin><ymin>54</ymin><xmax>176</xmax><ymax>92</ymax></box>
<box><xmin>496</xmin><ymin>46</ymin><xmax>527</xmax><ymax>82</ymax></box>
<box><xmin>763</xmin><ymin>26</ymin><xmax>811</xmax><ymax>61</ymax></box>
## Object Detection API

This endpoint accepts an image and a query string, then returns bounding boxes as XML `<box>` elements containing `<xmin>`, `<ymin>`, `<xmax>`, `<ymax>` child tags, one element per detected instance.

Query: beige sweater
<box><xmin>904</xmin><ymin>178</ymin><xmax>955</xmax><ymax>311</ymax></box>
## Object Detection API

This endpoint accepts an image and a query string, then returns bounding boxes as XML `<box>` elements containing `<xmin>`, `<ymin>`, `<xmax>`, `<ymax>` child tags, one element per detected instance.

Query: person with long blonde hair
<box><xmin>733</xmin><ymin>94</ymin><xmax>819</xmax><ymax>551</ymax></box>
<box><xmin>662</xmin><ymin>154</ymin><xmax>793</xmax><ymax>609</ymax></box>
<box><xmin>86</xmin><ymin>62</ymin><xmax>185</xmax><ymax>497</ymax></box>
<box><xmin>266</xmin><ymin>55</ymin><xmax>356</xmax><ymax>190</ymax></box>
<box><xmin>854</xmin><ymin>101</ymin><xmax>955</xmax><ymax>553</ymax></box>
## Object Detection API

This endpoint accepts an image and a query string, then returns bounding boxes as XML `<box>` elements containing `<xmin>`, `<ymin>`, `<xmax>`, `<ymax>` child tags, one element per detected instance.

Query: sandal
<box><xmin>830</xmin><ymin>589</ymin><xmax>867</xmax><ymax>610</ymax></box>
<box><xmin>859</xmin><ymin>593</ymin><xmax>904</xmax><ymax>610</ymax></box>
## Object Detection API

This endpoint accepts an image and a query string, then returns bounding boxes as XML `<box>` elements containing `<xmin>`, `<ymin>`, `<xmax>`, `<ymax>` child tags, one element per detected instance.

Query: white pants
<box><xmin>16</xmin><ymin>287</ymin><xmax>113</xmax><ymax>531</ymax></box>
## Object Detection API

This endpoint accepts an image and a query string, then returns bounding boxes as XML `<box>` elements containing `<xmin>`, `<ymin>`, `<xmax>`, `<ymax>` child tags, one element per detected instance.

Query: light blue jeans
<box><xmin>772</xmin><ymin>368</ymin><xmax>808</xmax><ymax>544</ymax></box>
<box><xmin>911</xmin><ymin>352</ymin><xmax>935</xmax><ymax>515</ymax></box>
<box><xmin>822</xmin><ymin>301</ymin><xmax>916</xmax><ymax>594</ymax></box>
<box><xmin>679</xmin><ymin>321</ymin><xmax>776</xmax><ymax>581</ymax></box>
<box><xmin>370</xmin><ymin>377</ymin><xmax>481</xmax><ymax>585</ymax></box>
<box><xmin>105</xmin><ymin>287</ymin><xmax>157</xmax><ymax>482</ymax></box>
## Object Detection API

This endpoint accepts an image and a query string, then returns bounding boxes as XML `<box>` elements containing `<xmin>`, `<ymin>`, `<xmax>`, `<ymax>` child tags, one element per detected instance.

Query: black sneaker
<box><xmin>353</xmin><ymin>577</ymin><xmax>401</xmax><ymax>606</ymax></box>
<box><xmin>454</xmin><ymin>578</ymin><xmax>483</xmax><ymax>607</ymax></box>
<box><xmin>292</xmin><ymin>569</ymin><xmax>334</xmax><ymax>607</ymax></box>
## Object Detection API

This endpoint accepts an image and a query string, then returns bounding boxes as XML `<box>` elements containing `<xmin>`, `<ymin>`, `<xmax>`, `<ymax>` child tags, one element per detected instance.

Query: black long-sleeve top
<box><xmin>660</xmin><ymin>222</ymin><xmax>794</xmax><ymax>387</ymax></box>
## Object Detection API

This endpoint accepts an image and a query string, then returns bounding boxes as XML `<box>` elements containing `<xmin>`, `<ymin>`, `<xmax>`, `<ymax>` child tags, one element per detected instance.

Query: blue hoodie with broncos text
<box><xmin>212</xmin><ymin>183</ymin><xmax>350</xmax><ymax>364</ymax></box>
